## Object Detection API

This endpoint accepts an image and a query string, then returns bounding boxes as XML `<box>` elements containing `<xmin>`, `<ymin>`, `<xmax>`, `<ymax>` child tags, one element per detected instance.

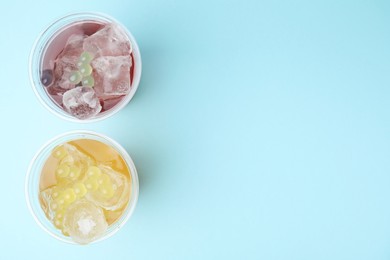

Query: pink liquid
<box><xmin>41</xmin><ymin>21</ymin><xmax>135</xmax><ymax>113</ymax></box>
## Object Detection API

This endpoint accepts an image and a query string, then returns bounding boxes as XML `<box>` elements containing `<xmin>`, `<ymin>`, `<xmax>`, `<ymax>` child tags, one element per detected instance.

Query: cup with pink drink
<box><xmin>30</xmin><ymin>12</ymin><xmax>142</xmax><ymax>122</ymax></box>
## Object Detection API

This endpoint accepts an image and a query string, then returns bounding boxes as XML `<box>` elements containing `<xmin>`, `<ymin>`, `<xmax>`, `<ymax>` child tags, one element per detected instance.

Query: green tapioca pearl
<box><xmin>82</xmin><ymin>75</ymin><xmax>95</xmax><ymax>87</ymax></box>
<box><xmin>69</xmin><ymin>71</ymin><xmax>82</xmax><ymax>84</ymax></box>
<box><xmin>79</xmin><ymin>51</ymin><xmax>94</xmax><ymax>64</ymax></box>
<box><xmin>79</xmin><ymin>64</ymin><xmax>93</xmax><ymax>77</ymax></box>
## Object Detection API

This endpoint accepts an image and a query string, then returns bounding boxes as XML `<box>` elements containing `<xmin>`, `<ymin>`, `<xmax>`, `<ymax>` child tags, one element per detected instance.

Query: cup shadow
<box><xmin>118</xmin><ymin>43</ymin><xmax>169</xmax><ymax>198</ymax></box>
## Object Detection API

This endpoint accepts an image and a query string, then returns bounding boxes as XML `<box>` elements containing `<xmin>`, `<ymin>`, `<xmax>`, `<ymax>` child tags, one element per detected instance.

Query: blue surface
<box><xmin>1</xmin><ymin>0</ymin><xmax>390</xmax><ymax>259</ymax></box>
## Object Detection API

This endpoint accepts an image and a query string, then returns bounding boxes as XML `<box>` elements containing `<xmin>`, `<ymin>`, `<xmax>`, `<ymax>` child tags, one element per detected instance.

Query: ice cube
<box><xmin>62</xmin><ymin>86</ymin><xmax>102</xmax><ymax>119</ymax></box>
<box><xmin>61</xmin><ymin>34</ymin><xmax>86</xmax><ymax>57</ymax></box>
<box><xmin>86</xmin><ymin>165</ymin><xmax>130</xmax><ymax>211</ymax></box>
<box><xmin>52</xmin><ymin>34</ymin><xmax>86</xmax><ymax>90</ymax></box>
<box><xmin>53</xmin><ymin>60</ymin><xmax>78</xmax><ymax>90</ymax></box>
<box><xmin>91</xmin><ymin>56</ymin><xmax>132</xmax><ymax>97</ymax></box>
<box><xmin>83</xmin><ymin>23</ymin><xmax>131</xmax><ymax>57</ymax></box>
<box><xmin>39</xmin><ymin>187</ymin><xmax>58</xmax><ymax>220</ymax></box>
<box><xmin>100</xmin><ymin>95</ymin><xmax>125</xmax><ymax>111</ymax></box>
<box><xmin>56</xmin><ymin>143</ymin><xmax>96</xmax><ymax>183</ymax></box>
<box><xmin>40</xmin><ymin>185</ymin><xmax>70</xmax><ymax>218</ymax></box>
<box><xmin>49</xmin><ymin>94</ymin><xmax>63</xmax><ymax>106</ymax></box>
<box><xmin>60</xmin><ymin>143</ymin><xmax>94</xmax><ymax>164</ymax></box>
<box><xmin>63</xmin><ymin>199</ymin><xmax>108</xmax><ymax>244</ymax></box>
<box><xmin>103</xmin><ymin>208</ymin><xmax>124</xmax><ymax>225</ymax></box>
<box><xmin>47</xmin><ymin>84</ymin><xmax>67</xmax><ymax>96</ymax></box>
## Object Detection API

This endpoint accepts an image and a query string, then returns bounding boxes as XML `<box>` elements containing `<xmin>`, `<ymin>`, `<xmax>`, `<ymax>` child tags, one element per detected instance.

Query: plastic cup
<box><xmin>29</xmin><ymin>12</ymin><xmax>142</xmax><ymax>123</ymax></box>
<box><xmin>25</xmin><ymin>130</ymin><xmax>139</xmax><ymax>244</ymax></box>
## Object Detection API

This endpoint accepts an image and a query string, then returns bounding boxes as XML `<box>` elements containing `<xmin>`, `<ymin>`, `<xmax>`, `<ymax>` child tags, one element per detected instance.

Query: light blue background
<box><xmin>1</xmin><ymin>0</ymin><xmax>389</xmax><ymax>259</ymax></box>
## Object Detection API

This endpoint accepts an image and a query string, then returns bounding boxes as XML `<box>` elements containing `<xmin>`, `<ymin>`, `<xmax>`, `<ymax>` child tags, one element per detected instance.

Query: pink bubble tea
<box><xmin>30</xmin><ymin>13</ymin><xmax>142</xmax><ymax>122</ymax></box>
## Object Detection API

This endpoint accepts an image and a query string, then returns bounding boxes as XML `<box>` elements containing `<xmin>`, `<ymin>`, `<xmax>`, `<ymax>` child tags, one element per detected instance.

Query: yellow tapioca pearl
<box><xmin>56</xmin><ymin>195</ymin><xmax>67</xmax><ymax>207</ymax></box>
<box><xmin>86</xmin><ymin>166</ymin><xmax>102</xmax><ymax>178</ymax></box>
<box><xmin>54</xmin><ymin>209</ymin><xmax>65</xmax><ymax>228</ymax></box>
<box><xmin>84</xmin><ymin>176</ymin><xmax>99</xmax><ymax>191</ymax></box>
<box><xmin>56</xmin><ymin>189</ymin><xmax>76</xmax><ymax>207</ymax></box>
<box><xmin>98</xmin><ymin>183</ymin><xmax>115</xmax><ymax>199</ymax></box>
<box><xmin>55</xmin><ymin>164</ymin><xmax>70</xmax><ymax>178</ymax></box>
<box><xmin>55</xmin><ymin>209</ymin><xmax>66</xmax><ymax>220</ymax></box>
<box><xmin>54</xmin><ymin>218</ymin><xmax>63</xmax><ymax>229</ymax></box>
<box><xmin>97</xmin><ymin>174</ymin><xmax>111</xmax><ymax>186</ymax></box>
<box><xmin>63</xmin><ymin>188</ymin><xmax>76</xmax><ymax>204</ymax></box>
<box><xmin>68</xmin><ymin>166</ymin><xmax>81</xmax><ymax>180</ymax></box>
<box><xmin>52</xmin><ymin>145</ymin><xmax>68</xmax><ymax>160</ymax></box>
<box><xmin>73</xmin><ymin>182</ymin><xmax>87</xmax><ymax>198</ymax></box>
<box><xmin>52</xmin><ymin>187</ymin><xmax>61</xmax><ymax>199</ymax></box>
<box><xmin>54</xmin><ymin>209</ymin><xmax>66</xmax><ymax>228</ymax></box>
<box><xmin>50</xmin><ymin>200</ymin><xmax>60</xmax><ymax>211</ymax></box>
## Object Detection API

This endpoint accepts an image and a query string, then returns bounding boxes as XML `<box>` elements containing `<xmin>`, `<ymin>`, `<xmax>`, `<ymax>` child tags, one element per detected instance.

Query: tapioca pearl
<box><xmin>73</xmin><ymin>182</ymin><xmax>88</xmax><ymax>198</ymax></box>
<box><xmin>84</xmin><ymin>176</ymin><xmax>99</xmax><ymax>191</ymax></box>
<box><xmin>63</xmin><ymin>188</ymin><xmax>76</xmax><ymax>204</ymax></box>
<box><xmin>86</xmin><ymin>166</ymin><xmax>102</xmax><ymax>178</ymax></box>
<box><xmin>56</xmin><ymin>192</ymin><xmax>67</xmax><ymax>205</ymax></box>
<box><xmin>98</xmin><ymin>183</ymin><xmax>115</xmax><ymax>199</ymax></box>
<box><xmin>69</xmin><ymin>71</ymin><xmax>82</xmax><ymax>84</ymax></box>
<box><xmin>54</xmin><ymin>210</ymin><xmax>65</xmax><ymax>229</ymax></box>
<box><xmin>73</xmin><ymin>182</ymin><xmax>87</xmax><ymax>197</ymax></box>
<box><xmin>79</xmin><ymin>51</ymin><xmax>94</xmax><ymax>63</ymax></box>
<box><xmin>52</xmin><ymin>146</ymin><xmax>68</xmax><ymax>160</ymax></box>
<box><xmin>57</xmin><ymin>197</ymin><xmax>66</xmax><ymax>207</ymax></box>
<box><xmin>55</xmin><ymin>210</ymin><xmax>66</xmax><ymax>220</ymax></box>
<box><xmin>50</xmin><ymin>200</ymin><xmax>60</xmax><ymax>211</ymax></box>
<box><xmin>69</xmin><ymin>166</ymin><xmax>81</xmax><ymax>180</ymax></box>
<box><xmin>52</xmin><ymin>187</ymin><xmax>61</xmax><ymax>199</ymax></box>
<box><xmin>79</xmin><ymin>64</ymin><xmax>93</xmax><ymax>77</ymax></box>
<box><xmin>97</xmin><ymin>174</ymin><xmax>111</xmax><ymax>186</ymax></box>
<box><xmin>41</xmin><ymin>69</ymin><xmax>53</xmax><ymax>86</ymax></box>
<box><xmin>54</xmin><ymin>218</ymin><xmax>63</xmax><ymax>229</ymax></box>
<box><xmin>81</xmin><ymin>75</ymin><xmax>95</xmax><ymax>87</ymax></box>
<box><xmin>56</xmin><ymin>164</ymin><xmax>70</xmax><ymax>179</ymax></box>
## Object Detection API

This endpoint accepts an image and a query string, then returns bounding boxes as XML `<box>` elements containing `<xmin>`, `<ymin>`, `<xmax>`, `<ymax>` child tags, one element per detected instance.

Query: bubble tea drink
<box><xmin>40</xmin><ymin>140</ymin><xmax>131</xmax><ymax>243</ymax></box>
<box><xmin>26</xmin><ymin>132</ymin><xmax>139</xmax><ymax>244</ymax></box>
<box><xmin>30</xmin><ymin>13</ymin><xmax>141</xmax><ymax>121</ymax></box>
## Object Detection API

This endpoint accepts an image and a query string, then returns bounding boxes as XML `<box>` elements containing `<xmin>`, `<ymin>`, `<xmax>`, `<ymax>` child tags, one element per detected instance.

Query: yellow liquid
<box><xmin>39</xmin><ymin>139</ymin><xmax>131</xmax><ymax>226</ymax></box>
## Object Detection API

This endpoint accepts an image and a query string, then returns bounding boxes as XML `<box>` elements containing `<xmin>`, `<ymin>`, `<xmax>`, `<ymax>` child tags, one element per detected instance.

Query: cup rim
<box><xmin>29</xmin><ymin>12</ymin><xmax>142</xmax><ymax>123</ymax></box>
<box><xmin>25</xmin><ymin>130</ymin><xmax>139</xmax><ymax>244</ymax></box>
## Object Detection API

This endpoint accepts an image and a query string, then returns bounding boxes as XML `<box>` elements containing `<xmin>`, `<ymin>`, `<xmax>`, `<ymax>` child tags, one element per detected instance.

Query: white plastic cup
<box><xmin>25</xmin><ymin>131</ymin><xmax>139</xmax><ymax>244</ymax></box>
<box><xmin>29</xmin><ymin>12</ymin><xmax>142</xmax><ymax>123</ymax></box>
